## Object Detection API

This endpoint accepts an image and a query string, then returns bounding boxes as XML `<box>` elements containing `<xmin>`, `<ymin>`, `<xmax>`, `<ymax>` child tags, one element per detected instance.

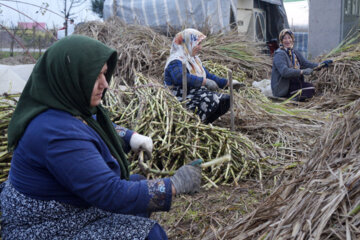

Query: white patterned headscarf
<box><xmin>164</xmin><ymin>28</ymin><xmax>206</xmax><ymax>79</ymax></box>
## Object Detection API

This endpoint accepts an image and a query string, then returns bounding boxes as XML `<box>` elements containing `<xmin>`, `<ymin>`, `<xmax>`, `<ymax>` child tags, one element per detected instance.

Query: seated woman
<box><xmin>271</xmin><ymin>29</ymin><xmax>332</xmax><ymax>101</ymax></box>
<box><xmin>164</xmin><ymin>28</ymin><xmax>241</xmax><ymax>124</ymax></box>
<box><xmin>1</xmin><ymin>35</ymin><xmax>202</xmax><ymax>239</ymax></box>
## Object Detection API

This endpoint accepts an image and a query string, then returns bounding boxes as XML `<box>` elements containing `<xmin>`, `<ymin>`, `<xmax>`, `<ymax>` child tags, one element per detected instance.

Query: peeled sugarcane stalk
<box><xmin>137</xmin><ymin>151</ymin><xmax>231</xmax><ymax>176</ymax></box>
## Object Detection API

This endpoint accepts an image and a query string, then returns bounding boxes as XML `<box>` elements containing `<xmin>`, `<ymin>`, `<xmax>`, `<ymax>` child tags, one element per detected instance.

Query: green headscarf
<box><xmin>7</xmin><ymin>35</ymin><xmax>130</xmax><ymax>179</ymax></box>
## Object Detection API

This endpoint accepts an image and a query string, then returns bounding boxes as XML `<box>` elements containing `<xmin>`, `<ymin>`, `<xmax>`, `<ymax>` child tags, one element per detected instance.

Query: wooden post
<box><xmin>182</xmin><ymin>62</ymin><xmax>187</xmax><ymax>108</ymax></box>
<box><xmin>228</xmin><ymin>69</ymin><xmax>234</xmax><ymax>131</ymax></box>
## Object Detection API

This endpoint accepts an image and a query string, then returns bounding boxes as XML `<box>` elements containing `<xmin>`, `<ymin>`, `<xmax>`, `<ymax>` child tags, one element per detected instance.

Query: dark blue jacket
<box><xmin>271</xmin><ymin>48</ymin><xmax>318</xmax><ymax>97</ymax></box>
<box><xmin>9</xmin><ymin>109</ymin><xmax>172</xmax><ymax>214</ymax></box>
<box><xmin>164</xmin><ymin>60</ymin><xmax>228</xmax><ymax>89</ymax></box>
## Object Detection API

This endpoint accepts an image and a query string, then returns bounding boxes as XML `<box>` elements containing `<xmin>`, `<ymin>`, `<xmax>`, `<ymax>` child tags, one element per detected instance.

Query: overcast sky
<box><xmin>0</xmin><ymin>0</ymin><xmax>101</xmax><ymax>28</ymax></box>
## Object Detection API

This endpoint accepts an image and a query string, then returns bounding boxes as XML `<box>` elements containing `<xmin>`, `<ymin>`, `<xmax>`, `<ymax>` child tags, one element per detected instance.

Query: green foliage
<box><xmin>15</xmin><ymin>29</ymin><xmax>54</xmax><ymax>48</ymax></box>
<box><xmin>0</xmin><ymin>51</ymin><xmax>42</xmax><ymax>60</ymax></box>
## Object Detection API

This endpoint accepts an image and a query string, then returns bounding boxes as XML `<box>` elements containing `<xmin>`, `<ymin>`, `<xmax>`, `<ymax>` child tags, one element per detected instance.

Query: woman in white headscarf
<box><xmin>164</xmin><ymin>28</ymin><xmax>240</xmax><ymax>124</ymax></box>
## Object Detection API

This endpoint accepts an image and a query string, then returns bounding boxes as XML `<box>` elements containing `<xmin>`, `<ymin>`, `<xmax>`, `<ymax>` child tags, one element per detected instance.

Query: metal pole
<box><xmin>228</xmin><ymin>69</ymin><xmax>234</xmax><ymax>131</ymax></box>
<box><xmin>113</xmin><ymin>0</ymin><xmax>117</xmax><ymax>17</ymax></box>
<box><xmin>182</xmin><ymin>62</ymin><xmax>187</xmax><ymax>108</ymax></box>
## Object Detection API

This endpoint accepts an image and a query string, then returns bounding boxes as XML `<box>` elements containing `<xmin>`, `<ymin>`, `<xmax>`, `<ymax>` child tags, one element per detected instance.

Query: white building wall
<box><xmin>308</xmin><ymin>0</ymin><xmax>343</xmax><ymax>58</ymax></box>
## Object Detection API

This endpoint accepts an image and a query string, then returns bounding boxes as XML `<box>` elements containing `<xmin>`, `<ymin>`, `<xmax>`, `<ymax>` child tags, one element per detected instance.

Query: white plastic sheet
<box><xmin>252</xmin><ymin>79</ymin><xmax>273</xmax><ymax>97</ymax></box>
<box><xmin>0</xmin><ymin>64</ymin><xmax>34</xmax><ymax>94</ymax></box>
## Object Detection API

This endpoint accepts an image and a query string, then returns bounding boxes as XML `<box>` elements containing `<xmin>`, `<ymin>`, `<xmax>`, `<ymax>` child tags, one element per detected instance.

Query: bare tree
<box><xmin>62</xmin><ymin>0</ymin><xmax>87</xmax><ymax>36</ymax></box>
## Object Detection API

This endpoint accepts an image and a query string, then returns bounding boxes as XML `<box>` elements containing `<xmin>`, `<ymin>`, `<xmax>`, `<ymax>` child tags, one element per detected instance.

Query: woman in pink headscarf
<box><xmin>164</xmin><ymin>28</ymin><xmax>240</xmax><ymax>124</ymax></box>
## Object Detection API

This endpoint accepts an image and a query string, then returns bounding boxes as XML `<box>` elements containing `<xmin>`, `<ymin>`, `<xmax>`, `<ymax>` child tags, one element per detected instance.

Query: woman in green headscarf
<box><xmin>0</xmin><ymin>35</ymin><xmax>201</xmax><ymax>239</ymax></box>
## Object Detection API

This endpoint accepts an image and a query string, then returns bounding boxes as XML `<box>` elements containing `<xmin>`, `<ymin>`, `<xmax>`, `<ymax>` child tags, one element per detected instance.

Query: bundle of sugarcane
<box><xmin>104</xmin><ymin>73</ymin><xmax>271</xmax><ymax>188</ymax></box>
<box><xmin>202</xmin><ymin>61</ymin><xmax>247</xmax><ymax>84</ymax></box>
<box><xmin>0</xmin><ymin>94</ymin><xmax>18</xmax><ymax>183</ymax></box>
<box><xmin>204</xmin><ymin>98</ymin><xmax>360</xmax><ymax>239</ymax></box>
<box><xmin>311</xmin><ymin>32</ymin><xmax>360</xmax><ymax>99</ymax></box>
<box><xmin>306</xmin><ymin>88</ymin><xmax>360</xmax><ymax>112</ymax></box>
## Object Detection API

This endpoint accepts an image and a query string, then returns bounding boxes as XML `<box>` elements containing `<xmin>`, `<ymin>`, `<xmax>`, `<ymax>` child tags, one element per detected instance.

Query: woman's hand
<box><xmin>301</xmin><ymin>68</ymin><xmax>313</xmax><ymax>75</ymax></box>
<box><xmin>170</xmin><ymin>160</ymin><xmax>202</xmax><ymax>195</ymax></box>
<box><xmin>204</xmin><ymin>79</ymin><xmax>219</xmax><ymax>91</ymax></box>
<box><xmin>321</xmin><ymin>59</ymin><xmax>333</xmax><ymax>67</ymax></box>
<box><xmin>231</xmin><ymin>79</ymin><xmax>245</xmax><ymax>90</ymax></box>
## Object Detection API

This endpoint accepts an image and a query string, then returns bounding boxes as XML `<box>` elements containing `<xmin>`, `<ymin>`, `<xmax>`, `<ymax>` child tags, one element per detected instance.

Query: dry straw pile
<box><xmin>308</xmin><ymin>32</ymin><xmax>360</xmax><ymax>111</ymax></box>
<box><xmin>204</xmin><ymin>99</ymin><xmax>360</xmax><ymax>239</ymax></box>
<box><xmin>200</xmin><ymin>31</ymin><xmax>360</xmax><ymax>239</ymax></box>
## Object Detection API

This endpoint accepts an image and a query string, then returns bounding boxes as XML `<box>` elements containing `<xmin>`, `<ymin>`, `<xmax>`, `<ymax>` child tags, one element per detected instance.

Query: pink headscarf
<box><xmin>165</xmin><ymin>28</ymin><xmax>206</xmax><ymax>79</ymax></box>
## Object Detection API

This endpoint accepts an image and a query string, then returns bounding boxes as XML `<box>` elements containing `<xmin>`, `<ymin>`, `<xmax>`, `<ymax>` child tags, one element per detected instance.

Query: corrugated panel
<box><xmin>261</xmin><ymin>0</ymin><xmax>282</xmax><ymax>5</ymax></box>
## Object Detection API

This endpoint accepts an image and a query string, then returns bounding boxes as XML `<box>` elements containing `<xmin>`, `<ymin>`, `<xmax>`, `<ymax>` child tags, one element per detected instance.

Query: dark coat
<box><xmin>271</xmin><ymin>48</ymin><xmax>318</xmax><ymax>97</ymax></box>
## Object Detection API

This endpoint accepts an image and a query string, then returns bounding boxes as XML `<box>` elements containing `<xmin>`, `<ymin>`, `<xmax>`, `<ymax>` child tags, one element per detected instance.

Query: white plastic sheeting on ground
<box><xmin>252</xmin><ymin>79</ymin><xmax>273</xmax><ymax>97</ymax></box>
<box><xmin>0</xmin><ymin>64</ymin><xmax>34</xmax><ymax>94</ymax></box>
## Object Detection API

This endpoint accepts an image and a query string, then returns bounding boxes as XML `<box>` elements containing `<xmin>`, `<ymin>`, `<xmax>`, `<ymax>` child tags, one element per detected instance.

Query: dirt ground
<box><xmin>0</xmin><ymin>55</ymin><xmax>36</xmax><ymax>65</ymax></box>
<box><xmin>152</xmin><ymin>180</ymin><xmax>271</xmax><ymax>239</ymax></box>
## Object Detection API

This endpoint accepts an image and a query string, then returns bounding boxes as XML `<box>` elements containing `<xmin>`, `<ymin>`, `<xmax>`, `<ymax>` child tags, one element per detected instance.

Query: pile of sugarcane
<box><xmin>307</xmin><ymin>32</ymin><xmax>360</xmax><ymax>110</ymax></box>
<box><xmin>204</xmin><ymin>98</ymin><xmax>360</xmax><ymax>239</ymax></box>
<box><xmin>202</xmin><ymin>61</ymin><xmax>247</xmax><ymax>84</ymax></box>
<box><xmin>0</xmin><ymin>94</ymin><xmax>18</xmax><ymax>183</ymax></box>
<box><xmin>104</xmin><ymin>73</ymin><xmax>272</xmax><ymax>188</ymax></box>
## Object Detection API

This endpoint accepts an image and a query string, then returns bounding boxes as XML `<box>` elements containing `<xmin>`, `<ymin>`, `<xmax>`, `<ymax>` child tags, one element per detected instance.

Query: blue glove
<box><xmin>320</xmin><ymin>60</ymin><xmax>333</xmax><ymax>67</ymax></box>
<box><xmin>205</xmin><ymin>79</ymin><xmax>219</xmax><ymax>91</ymax></box>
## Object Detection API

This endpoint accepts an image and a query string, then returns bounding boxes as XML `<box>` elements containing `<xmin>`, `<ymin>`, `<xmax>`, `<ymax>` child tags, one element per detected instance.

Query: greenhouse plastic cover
<box><xmin>104</xmin><ymin>0</ymin><xmax>288</xmax><ymax>36</ymax></box>
<box><xmin>103</xmin><ymin>0</ymin><xmax>238</xmax><ymax>33</ymax></box>
<box><xmin>0</xmin><ymin>64</ymin><xmax>34</xmax><ymax>94</ymax></box>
